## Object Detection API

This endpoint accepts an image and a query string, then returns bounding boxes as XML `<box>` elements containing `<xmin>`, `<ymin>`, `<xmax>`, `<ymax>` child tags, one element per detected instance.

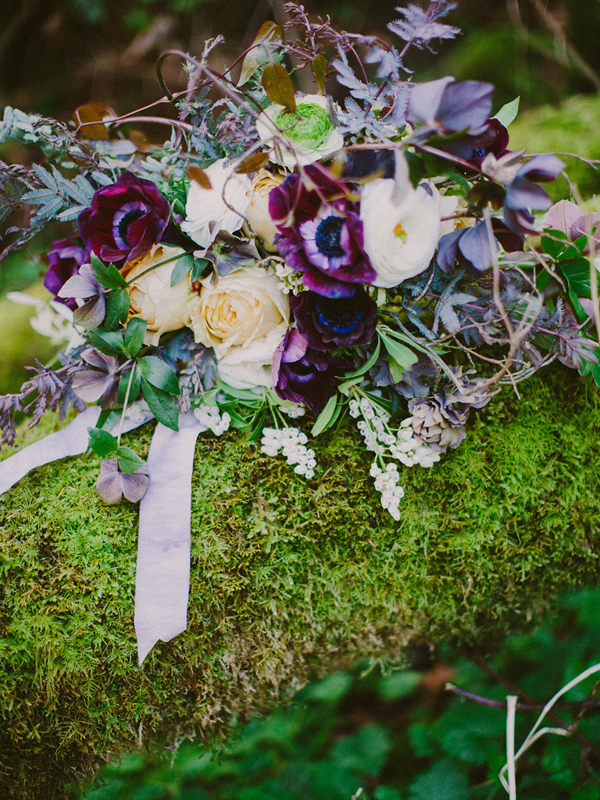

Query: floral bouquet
<box><xmin>1</xmin><ymin>0</ymin><xmax>598</xmax><ymax>660</ymax></box>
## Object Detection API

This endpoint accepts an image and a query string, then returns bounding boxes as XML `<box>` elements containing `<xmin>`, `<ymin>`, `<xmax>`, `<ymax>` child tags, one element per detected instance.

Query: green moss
<box><xmin>1</xmin><ymin>364</ymin><xmax>599</xmax><ymax>798</ymax></box>
<box><xmin>509</xmin><ymin>94</ymin><xmax>600</xmax><ymax>200</ymax></box>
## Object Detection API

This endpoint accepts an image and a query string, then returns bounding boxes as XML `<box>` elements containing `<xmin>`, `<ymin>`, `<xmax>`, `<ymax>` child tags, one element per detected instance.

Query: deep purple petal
<box><xmin>301</xmin><ymin>272</ymin><xmax>357</xmax><ymax>298</ymax></box>
<box><xmin>458</xmin><ymin>222</ymin><xmax>499</xmax><ymax>271</ymax></box>
<box><xmin>291</xmin><ymin>288</ymin><xmax>378</xmax><ymax>351</ymax></box>
<box><xmin>436</xmin><ymin>80</ymin><xmax>494</xmax><ymax>134</ymax></box>
<box><xmin>406</xmin><ymin>77</ymin><xmax>454</xmax><ymax>127</ymax></box>
<box><xmin>436</xmin><ymin>229</ymin><xmax>463</xmax><ymax>273</ymax></box>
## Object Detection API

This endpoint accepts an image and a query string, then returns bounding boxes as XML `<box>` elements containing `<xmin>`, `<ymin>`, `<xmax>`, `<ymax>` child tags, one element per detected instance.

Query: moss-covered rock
<box><xmin>1</xmin><ymin>364</ymin><xmax>599</xmax><ymax>798</ymax></box>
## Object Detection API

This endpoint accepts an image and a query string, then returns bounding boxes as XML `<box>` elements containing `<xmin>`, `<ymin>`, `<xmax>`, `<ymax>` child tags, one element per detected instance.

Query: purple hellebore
<box><xmin>96</xmin><ymin>459</ymin><xmax>149</xmax><ymax>505</ymax></box>
<box><xmin>269</xmin><ymin>164</ymin><xmax>375</xmax><ymax>297</ymax></box>
<box><xmin>407</xmin><ymin>77</ymin><xmax>495</xmax><ymax>137</ymax></box>
<box><xmin>43</xmin><ymin>238</ymin><xmax>86</xmax><ymax>309</ymax></box>
<box><xmin>290</xmin><ymin>287</ymin><xmax>378</xmax><ymax>351</ymax></box>
<box><xmin>437</xmin><ymin>220</ymin><xmax>523</xmax><ymax>274</ymax></box>
<box><xmin>440</xmin><ymin>117</ymin><xmax>509</xmax><ymax>167</ymax></box>
<box><xmin>272</xmin><ymin>329</ymin><xmax>347</xmax><ymax>414</ymax></box>
<box><xmin>503</xmin><ymin>154</ymin><xmax>564</xmax><ymax>234</ymax></box>
<box><xmin>545</xmin><ymin>199</ymin><xmax>600</xmax><ymax>247</ymax></box>
<box><xmin>78</xmin><ymin>171</ymin><xmax>171</xmax><ymax>267</ymax></box>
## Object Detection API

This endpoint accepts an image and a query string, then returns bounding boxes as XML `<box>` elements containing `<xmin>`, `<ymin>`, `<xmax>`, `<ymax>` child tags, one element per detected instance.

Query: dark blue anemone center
<box><xmin>118</xmin><ymin>209</ymin><xmax>146</xmax><ymax>242</ymax></box>
<box><xmin>315</xmin><ymin>216</ymin><xmax>345</xmax><ymax>258</ymax></box>
<box><xmin>473</xmin><ymin>147</ymin><xmax>486</xmax><ymax>159</ymax></box>
<box><xmin>315</xmin><ymin>295</ymin><xmax>362</xmax><ymax>334</ymax></box>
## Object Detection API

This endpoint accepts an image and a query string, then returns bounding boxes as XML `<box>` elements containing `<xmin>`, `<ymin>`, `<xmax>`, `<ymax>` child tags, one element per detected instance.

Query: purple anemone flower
<box><xmin>269</xmin><ymin>165</ymin><xmax>375</xmax><ymax>297</ymax></box>
<box><xmin>407</xmin><ymin>77</ymin><xmax>495</xmax><ymax>137</ymax></box>
<box><xmin>43</xmin><ymin>238</ymin><xmax>86</xmax><ymax>309</ymax></box>
<box><xmin>290</xmin><ymin>287</ymin><xmax>378</xmax><ymax>351</ymax></box>
<box><xmin>273</xmin><ymin>329</ymin><xmax>348</xmax><ymax>414</ymax></box>
<box><xmin>78</xmin><ymin>171</ymin><xmax>171</xmax><ymax>267</ymax></box>
<box><xmin>502</xmin><ymin>154</ymin><xmax>564</xmax><ymax>234</ymax></box>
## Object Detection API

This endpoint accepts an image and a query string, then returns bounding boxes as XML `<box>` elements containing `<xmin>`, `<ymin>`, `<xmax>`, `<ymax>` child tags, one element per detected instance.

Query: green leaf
<box><xmin>380</xmin><ymin>332</ymin><xmax>419</xmax><ymax>371</ymax></box>
<box><xmin>374</xmin><ymin>788</ymin><xmax>403</xmax><ymax>800</ymax></box>
<box><xmin>542</xmin><ymin>230</ymin><xmax>569</xmax><ymax>260</ymax></box>
<box><xmin>344</xmin><ymin>339</ymin><xmax>381</xmax><ymax>379</ymax></box>
<box><xmin>124</xmin><ymin>318</ymin><xmax>147</xmax><ymax>357</ymax></box>
<box><xmin>494</xmin><ymin>96</ymin><xmax>520</xmax><ymax>128</ymax></box>
<box><xmin>103</xmin><ymin>288</ymin><xmax>130</xmax><ymax>331</ymax></box>
<box><xmin>312</xmin><ymin>54</ymin><xmax>326</xmax><ymax>94</ymax></box>
<box><xmin>118</xmin><ymin>364</ymin><xmax>141</xmax><ymax>405</ymax></box>
<box><xmin>170</xmin><ymin>254</ymin><xmax>195</xmax><ymax>287</ymax></box>
<box><xmin>216</xmin><ymin>380</ymin><xmax>263</xmax><ymax>403</ymax></box>
<box><xmin>91</xmin><ymin>253</ymin><xmax>128</xmax><ymax>289</ymax></box>
<box><xmin>262</xmin><ymin>63</ymin><xmax>296</xmax><ymax>112</ymax></box>
<box><xmin>117</xmin><ymin>446</ymin><xmax>146</xmax><ymax>474</ymax></box>
<box><xmin>141</xmin><ymin>377</ymin><xmax>179</xmax><ymax>431</ymax></box>
<box><xmin>238</xmin><ymin>20</ymin><xmax>283</xmax><ymax>86</ymax></box>
<box><xmin>87</xmin><ymin>427</ymin><xmax>118</xmax><ymax>458</ymax></box>
<box><xmin>408</xmin><ymin>761</ymin><xmax>469</xmax><ymax>800</ymax></box>
<box><xmin>301</xmin><ymin>672</ymin><xmax>352</xmax><ymax>703</ymax></box>
<box><xmin>191</xmin><ymin>257</ymin><xmax>211</xmax><ymax>282</ymax></box>
<box><xmin>336</xmin><ymin>376</ymin><xmax>363</xmax><ymax>395</ymax></box>
<box><xmin>332</xmin><ymin>724</ymin><xmax>391</xmax><ymax>777</ymax></box>
<box><xmin>379</xmin><ymin>670</ymin><xmax>421</xmax><ymax>700</ymax></box>
<box><xmin>561</xmin><ymin>256</ymin><xmax>592</xmax><ymax>298</ymax></box>
<box><xmin>88</xmin><ymin>328</ymin><xmax>127</xmax><ymax>356</ymax></box>
<box><xmin>311</xmin><ymin>393</ymin><xmax>338</xmax><ymax>436</ymax></box>
<box><xmin>139</xmin><ymin>356</ymin><xmax>180</xmax><ymax>395</ymax></box>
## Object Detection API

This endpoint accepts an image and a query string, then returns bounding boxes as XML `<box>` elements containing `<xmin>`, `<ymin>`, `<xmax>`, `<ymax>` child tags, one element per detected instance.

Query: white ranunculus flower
<box><xmin>126</xmin><ymin>244</ymin><xmax>192</xmax><ymax>345</ymax></box>
<box><xmin>256</xmin><ymin>94</ymin><xmax>344</xmax><ymax>169</ymax></box>
<box><xmin>361</xmin><ymin>172</ymin><xmax>442</xmax><ymax>288</ymax></box>
<box><xmin>185</xmin><ymin>266</ymin><xmax>289</xmax><ymax>389</ymax></box>
<box><xmin>181</xmin><ymin>159</ymin><xmax>251</xmax><ymax>248</ymax></box>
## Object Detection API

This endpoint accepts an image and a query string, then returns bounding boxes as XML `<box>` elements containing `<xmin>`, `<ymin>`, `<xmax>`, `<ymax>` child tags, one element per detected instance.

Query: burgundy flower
<box><xmin>290</xmin><ymin>287</ymin><xmax>378</xmax><ymax>351</ymax></box>
<box><xmin>272</xmin><ymin>329</ymin><xmax>348</xmax><ymax>414</ymax></box>
<box><xmin>78</xmin><ymin>171</ymin><xmax>171</xmax><ymax>267</ymax></box>
<box><xmin>43</xmin><ymin>238</ymin><xmax>85</xmax><ymax>309</ymax></box>
<box><xmin>440</xmin><ymin>118</ymin><xmax>509</xmax><ymax>167</ymax></box>
<box><xmin>269</xmin><ymin>165</ymin><xmax>375</xmax><ymax>297</ymax></box>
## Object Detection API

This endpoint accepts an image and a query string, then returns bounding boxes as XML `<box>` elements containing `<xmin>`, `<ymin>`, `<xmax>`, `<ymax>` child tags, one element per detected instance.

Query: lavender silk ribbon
<box><xmin>135</xmin><ymin>413</ymin><xmax>203</xmax><ymax>665</ymax></box>
<box><xmin>0</xmin><ymin>407</ymin><xmax>103</xmax><ymax>494</ymax></box>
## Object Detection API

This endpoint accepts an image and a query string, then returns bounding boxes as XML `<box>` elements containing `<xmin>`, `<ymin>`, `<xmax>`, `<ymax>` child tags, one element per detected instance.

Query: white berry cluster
<box><xmin>274</xmin><ymin>262</ymin><xmax>304</xmax><ymax>295</ymax></box>
<box><xmin>193</xmin><ymin>404</ymin><xmax>231</xmax><ymax>435</ymax></box>
<box><xmin>369</xmin><ymin>462</ymin><xmax>405</xmax><ymax>520</ymax></box>
<box><xmin>349</xmin><ymin>394</ymin><xmax>440</xmax><ymax>520</ymax></box>
<box><xmin>260</xmin><ymin>427</ymin><xmax>317</xmax><ymax>479</ymax></box>
<box><xmin>279</xmin><ymin>403</ymin><xmax>306</xmax><ymax>419</ymax></box>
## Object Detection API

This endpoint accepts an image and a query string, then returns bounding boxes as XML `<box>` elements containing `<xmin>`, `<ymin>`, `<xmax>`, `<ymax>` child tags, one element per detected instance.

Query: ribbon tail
<box><xmin>0</xmin><ymin>407</ymin><xmax>102</xmax><ymax>495</ymax></box>
<box><xmin>135</xmin><ymin>414</ymin><xmax>203</xmax><ymax>665</ymax></box>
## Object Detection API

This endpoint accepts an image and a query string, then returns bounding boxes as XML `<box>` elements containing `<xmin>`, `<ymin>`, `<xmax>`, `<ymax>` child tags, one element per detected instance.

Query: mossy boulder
<box><xmin>1</xmin><ymin>364</ymin><xmax>599</xmax><ymax>799</ymax></box>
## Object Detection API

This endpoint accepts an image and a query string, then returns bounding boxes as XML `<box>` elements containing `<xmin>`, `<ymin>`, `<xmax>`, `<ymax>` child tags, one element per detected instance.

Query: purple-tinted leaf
<box><xmin>72</xmin><ymin>369</ymin><xmax>114</xmax><ymax>403</ymax></box>
<box><xmin>121</xmin><ymin>471</ymin><xmax>150</xmax><ymax>502</ymax></box>
<box><xmin>81</xmin><ymin>347</ymin><xmax>118</xmax><ymax>371</ymax></box>
<box><xmin>96</xmin><ymin>459</ymin><xmax>124</xmax><ymax>505</ymax></box>
<box><xmin>73</xmin><ymin>294</ymin><xmax>106</xmax><ymax>328</ymax></box>
<box><xmin>459</xmin><ymin>222</ymin><xmax>498</xmax><ymax>271</ymax></box>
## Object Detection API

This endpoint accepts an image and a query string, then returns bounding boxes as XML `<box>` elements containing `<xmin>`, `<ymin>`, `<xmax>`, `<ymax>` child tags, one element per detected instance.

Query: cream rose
<box><xmin>181</xmin><ymin>158</ymin><xmax>251</xmax><ymax>248</ymax></box>
<box><xmin>256</xmin><ymin>94</ymin><xmax>344</xmax><ymax>169</ymax></box>
<box><xmin>245</xmin><ymin>169</ymin><xmax>285</xmax><ymax>252</ymax></box>
<box><xmin>185</xmin><ymin>266</ymin><xmax>290</xmax><ymax>389</ymax></box>
<box><xmin>126</xmin><ymin>244</ymin><xmax>192</xmax><ymax>345</ymax></box>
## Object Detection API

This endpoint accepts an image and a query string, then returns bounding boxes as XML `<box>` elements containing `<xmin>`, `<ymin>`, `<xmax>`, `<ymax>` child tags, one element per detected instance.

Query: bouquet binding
<box><xmin>1</xmin><ymin>0</ymin><xmax>599</xmax><ymax>663</ymax></box>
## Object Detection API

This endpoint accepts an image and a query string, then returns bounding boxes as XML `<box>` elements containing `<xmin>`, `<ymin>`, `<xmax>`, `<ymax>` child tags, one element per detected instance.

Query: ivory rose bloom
<box><xmin>181</xmin><ymin>159</ymin><xmax>251</xmax><ymax>248</ymax></box>
<box><xmin>246</xmin><ymin>169</ymin><xmax>285</xmax><ymax>252</ymax></box>
<box><xmin>185</xmin><ymin>266</ymin><xmax>290</xmax><ymax>389</ymax></box>
<box><xmin>126</xmin><ymin>244</ymin><xmax>192</xmax><ymax>345</ymax></box>
<box><xmin>256</xmin><ymin>94</ymin><xmax>344</xmax><ymax>169</ymax></box>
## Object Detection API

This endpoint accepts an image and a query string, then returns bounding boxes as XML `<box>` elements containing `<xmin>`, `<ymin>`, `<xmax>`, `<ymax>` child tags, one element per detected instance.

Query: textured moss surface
<box><xmin>509</xmin><ymin>93</ymin><xmax>600</xmax><ymax>200</ymax></box>
<box><xmin>1</xmin><ymin>364</ymin><xmax>599</xmax><ymax>798</ymax></box>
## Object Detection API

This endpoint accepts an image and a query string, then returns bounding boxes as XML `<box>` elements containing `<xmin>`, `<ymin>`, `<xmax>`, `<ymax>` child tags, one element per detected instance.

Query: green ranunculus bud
<box><xmin>275</xmin><ymin>103</ymin><xmax>333</xmax><ymax>149</ymax></box>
